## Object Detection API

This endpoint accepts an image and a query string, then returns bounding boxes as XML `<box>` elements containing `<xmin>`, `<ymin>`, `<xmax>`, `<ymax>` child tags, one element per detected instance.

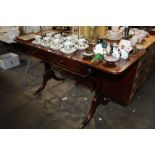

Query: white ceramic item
<box><xmin>94</xmin><ymin>44</ymin><xmax>104</xmax><ymax>55</ymax></box>
<box><xmin>112</xmin><ymin>47</ymin><xmax>120</xmax><ymax>59</ymax></box>
<box><xmin>135</xmin><ymin>30</ymin><xmax>149</xmax><ymax>43</ymax></box>
<box><xmin>120</xmin><ymin>49</ymin><xmax>129</xmax><ymax>59</ymax></box>
<box><xmin>50</xmin><ymin>44</ymin><xmax>63</xmax><ymax>50</ymax></box>
<box><xmin>76</xmin><ymin>44</ymin><xmax>89</xmax><ymax>50</ymax></box>
<box><xmin>34</xmin><ymin>35</ymin><xmax>42</xmax><ymax>44</ymax></box>
<box><xmin>60</xmin><ymin>47</ymin><xmax>76</xmax><ymax>54</ymax></box>
<box><xmin>111</xmin><ymin>26</ymin><xmax>120</xmax><ymax>32</ymax></box>
<box><xmin>46</xmin><ymin>32</ymin><xmax>53</xmax><ymax>37</ymax></box>
<box><xmin>54</xmin><ymin>33</ymin><xmax>61</xmax><ymax>39</ymax></box>
<box><xmin>118</xmin><ymin>39</ymin><xmax>132</xmax><ymax>53</ymax></box>
<box><xmin>104</xmin><ymin>55</ymin><xmax>119</xmax><ymax>63</ymax></box>
<box><xmin>107</xmin><ymin>30</ymin><xmax>122</xmax><ymax>40</ymax></box>
<box><xmin>63</xmin><ymin>41</ymin><xmax>75</xmax><ymax>51</ymax></box>
<box><xmin>130</xmin><ymin>36</ymin><xmax>139</xmax><ymax>46</ymax></box>
<box><xmin>78</xmin><ymin>38</ymin><xmax>88</xmax><ymax>46</ymax></box>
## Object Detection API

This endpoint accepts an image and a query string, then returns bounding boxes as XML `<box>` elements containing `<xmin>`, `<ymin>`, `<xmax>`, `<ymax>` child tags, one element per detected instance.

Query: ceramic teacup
<box><xmin>54</xmin><ymin>33</ymin><xmax>61</xmax><ymax>39</ymax></box>
<box><xmin>136</xmin><ymin>30</ymin><xmax>149</xmax><ymax>37</ymax></box>
<box><xmin>63</xmin><ymin>36</ymin><xmax>73</xmax><ymax>42</ymax></box>
<box><xmin>43</xmin><ymin>36</ymin><xmax>51</xmax><ymax>44</ymax></box>
<box><xmin>52</xmin><ymin>38</ymin><xmax>62</xmax><ymax>45</ymax></box>
<box><xmin>34</xmin><ymin>35</ymin><xmax>42</xmax><ymax>44</ymax></box>
<box><xmin>137</xmin><ymin>34</ymin><xmax>146</xmax><ymax>43</ymax></box>
<box><xmin>46</xmin><ymin>32</ymin><xmax>53</xmax><ymax>37</ymax></box>
<box><xmin>135</xmin><ymin>30</ymin><xmax>149</xmax><ymax>43</ymax></box>
<box><xmin>64</xmin><ymin>41</ymin><xmax>75</xmax><ymax>51</ymax></box>
<box><xmin>78</xmin><ymin>38</ymin><xmax>88</xmax><ymax>47</ymax></box>
<box><xmin>130</xmin><ymin>36</ymin><xmax>139</xmax><ymax>46</ymax></box>
<box><xmin>118</xmin><ymin>39</ymin><xmax>132</xmax><ymax>53</ymax></box>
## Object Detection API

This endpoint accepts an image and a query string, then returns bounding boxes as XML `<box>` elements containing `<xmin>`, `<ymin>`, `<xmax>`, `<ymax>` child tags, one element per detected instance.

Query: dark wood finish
<box><xmin>15</xmin><ymin>36</ymin><xmax>155</xmax><ymax>128</ymax></box>
<box><xmin>80</xmin><ymin>73</ymin><xmax>110</xmax><ymax>128</ymax></box>
<box><xmin>16</xmin><ymin>37</ymin><xmax>148</xmax><ymax>75</ymax></box>
<box><xmin>149</xmin><ymin>31</ymin><xmax>155</xmax><ymax>35</ymax></box>
<box><xmin>33</xmin><ymin>62</ymin><xmax>64</xmax><ymax>95</ymax></box>
<box><xmin>15</xmin><ymin>36</ymin><xmax>155</xmax><ymax>104</ymax></box>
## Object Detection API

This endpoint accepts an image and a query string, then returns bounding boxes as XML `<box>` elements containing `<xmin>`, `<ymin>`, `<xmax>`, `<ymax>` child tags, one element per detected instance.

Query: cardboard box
<box><xmin>0</xmin><ymin>53</ymin><xmax>20</xmax><ymax>70</ymax></box>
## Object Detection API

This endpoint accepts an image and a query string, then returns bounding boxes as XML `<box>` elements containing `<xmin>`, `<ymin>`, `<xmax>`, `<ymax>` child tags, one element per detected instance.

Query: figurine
<box><xmin>91</xmin><ymin>53</ymin><xmax>104</xmax><ymax>63</ymax></box>
<box><xmin>106</xmin><ymin>43</ymin><xmax>111</xmax><ymax>55</ymax></box>
<box><xmin>112</xmin><ymin>46</ymin><xmax>120</xmax><ymax>59</ymax></box>
<box><xmin>94</xmin><ymin>43</ymin><xmax>104</xmax><ymax>55</ymax></box>
<box><xmin>120</xmin><ymin>49</ymin><xmax>129</xmax><ymax>59</ymax></box>
<box><xmin>118</xmin><ymin>39</ymin><xmax>132</xmax><ymax>53</ymax></box>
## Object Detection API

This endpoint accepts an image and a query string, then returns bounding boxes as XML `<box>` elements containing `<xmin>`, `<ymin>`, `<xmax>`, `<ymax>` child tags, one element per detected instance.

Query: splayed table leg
<box><xmin>34</xmin><ymin>62</ymin><xmax>64</xmax><ymax>95</ymax></box>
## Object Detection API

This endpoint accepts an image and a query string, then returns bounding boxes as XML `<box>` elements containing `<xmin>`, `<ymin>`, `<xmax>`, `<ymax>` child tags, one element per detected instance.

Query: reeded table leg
<box><xmin>34</xmin><ymin>62</ymin><xmax>64</xmax><ymax>95</ymax></box>
<box><xmin>80</xmin><ymin>93</ymin><xmax>111</xmax><ymax>129</ymax></box>
<box><xmin>80</xmin><ymin>94</ymin><xmax>100</xmax><ymax>129</ymax></box>
<box><xmin>80</xmin><ymin>73</ymin><xmax>110</xmax><ymax>129</ymax></box>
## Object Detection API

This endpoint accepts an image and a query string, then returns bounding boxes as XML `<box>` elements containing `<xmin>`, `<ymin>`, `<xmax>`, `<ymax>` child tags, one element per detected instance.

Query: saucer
<box><xmin>82</xmin><ymin>51</ymin><xmax>94</xmax><ymax>57</ymax></box>
<box><xmin>50</xmin><ymin>44</ymin><xmax>63</xmax><ymax>50</ymax></box>
<box><xmin>81</xmin><ymin>51</ymin><xmax>95</xmax><ymax>59</ymax></box>
<box><xmin>104</xmin><ymin>55</ymin><xmax>119</xmax><ymax>63</ymax></box>
<box><xmin>60</xmin><ymin>48</ymin><xmax>77</xmax><ymax>54</ymax></box>
<box><xmin>76</xmin><ymin>44</ymin><xmax>89</xmax><ymax>50</ymax></box>
<box><xmin>40</xmin><ymin>42</ymin><xmax>50</xmax><ymax>47</ymax></box>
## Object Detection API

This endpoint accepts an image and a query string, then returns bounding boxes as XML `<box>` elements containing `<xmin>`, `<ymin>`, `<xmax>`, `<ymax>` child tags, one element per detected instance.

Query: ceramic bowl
<box><xmin>104</xmin><ymin>55</ymin><xmax>119</xmax><ymax>63</ymax></box>
<box><xmin>111</xmin><ymin>26</ymin><xmax>120</xmax><ymax>32</ymax></box>
<box><xmin>107</xmin><ymin>30</ymin><xmax>122</xmax><ymax>40</ymax></box>
<box><xmin>130</xmin><ymin>36</ymin><xmax>139</xmax><ymax>46</ymax></box>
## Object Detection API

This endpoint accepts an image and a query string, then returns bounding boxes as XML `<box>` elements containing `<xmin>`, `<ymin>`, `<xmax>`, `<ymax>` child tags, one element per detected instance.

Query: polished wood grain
<box><xmin>15</xmin><ymin>35</ymin><xmax>155</xmax><ymax>127</ymax></box>
<box><xmin>16</xmin><ymin>35</ymin><xmax>155</xmax><ymax>75</ymax></box>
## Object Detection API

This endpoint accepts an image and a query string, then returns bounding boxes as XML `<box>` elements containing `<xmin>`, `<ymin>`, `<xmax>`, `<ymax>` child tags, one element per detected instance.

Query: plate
<box><xmin>81</xmin><ymin>52</ymin><xmax>95</xmax><ymax>59</ymax></box>
<box><xmin>82</xmin><ymin>51</ymin><xmax>94</xmax><ymax>56</ymax></box>
<box><xmin>40</xmin><ymin>42</ymin><xmax>50</xmax><ymax>47</ymax></box>
<box><xmin>76</xmin><ymin>44</ymin><xmax>89</xmax><ymax>50</ymax></box>
<box><xmin>50</xmin><ymin>44</ymin><xmax>63</xmax><ymax>50</ymax></box>
<box><xmin>60</xmin><ymin>48</ymin><xmax>77</xmax><ymax>54</ymax></box>
<box><xmin>104</xmin><ymin>55</ymin><xmax>119</xmax><ymax>63</ymax></box>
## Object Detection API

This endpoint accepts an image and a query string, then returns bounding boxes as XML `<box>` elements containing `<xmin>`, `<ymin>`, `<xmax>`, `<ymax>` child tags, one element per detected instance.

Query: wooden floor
<box><xmin>0</xmin><ymin>43</ymin><xmax>155</xmax><ymax>128</ymax></box>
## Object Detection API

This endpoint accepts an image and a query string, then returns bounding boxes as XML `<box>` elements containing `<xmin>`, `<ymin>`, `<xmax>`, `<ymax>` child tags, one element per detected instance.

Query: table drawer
<box><xmin>27</xmin><ymin>47</ymin><xmax>48</xmax><ymax>61</ymax></box>
<box><xmin>27</xmin><ymin>46</ymin><xmax>93</xmax><ymax>77</ymax></box>
<box><xmin>48</xmin><ymin>53</ymin><xmax>92</xmax><ymax>77</ymax></box>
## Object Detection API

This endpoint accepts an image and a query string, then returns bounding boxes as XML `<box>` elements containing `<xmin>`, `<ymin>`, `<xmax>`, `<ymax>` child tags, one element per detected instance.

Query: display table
<box><xmin>15</xmin><ymin>35</ymin><xmax>155</xmax><ymax>128</ymax></box>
